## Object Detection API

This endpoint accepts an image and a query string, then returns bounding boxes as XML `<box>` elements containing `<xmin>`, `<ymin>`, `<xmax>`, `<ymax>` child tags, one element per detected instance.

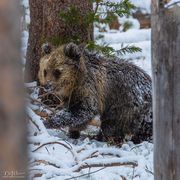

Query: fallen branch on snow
<box><xmin>32</xmin><ymin>141</ymin><xmax>79</xmax><ymax>163</ymax></box>
<box><xmin>27</xmin><ymin>107</ymin><xmax>48</xmax><ymax>134</ymax></box>
<box><xmin>65</xmin><ymin>167</ymin><xmax>106</xmax><ymax>180</ymax></box>
<box><xmin>28</xmin><ymin>95</ymin><xmax>55</xmax><ymax>113</ymax></box>
<box><xmin>73</xmin><ymin>161</ymin><xmax>137</xmax><ymax>172</ymax></box>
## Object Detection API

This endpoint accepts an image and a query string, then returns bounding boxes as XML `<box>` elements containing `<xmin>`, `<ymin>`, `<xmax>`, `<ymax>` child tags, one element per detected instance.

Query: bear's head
<box><xmin>38</xmin><ymin>43</ymin><xmax>85</xmax><ymax>101</ymax></box>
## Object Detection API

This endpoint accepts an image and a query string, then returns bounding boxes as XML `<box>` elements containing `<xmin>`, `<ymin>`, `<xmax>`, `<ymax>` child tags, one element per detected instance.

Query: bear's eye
<box><xmin>44</xmin><ymin>70</ymin><xmax>47</xmax><ymax>77</ymax></box>
<box><xmin>52</xmin><ymin>69</ymin><xmax>61</xmax><ymax>79</ymax></box>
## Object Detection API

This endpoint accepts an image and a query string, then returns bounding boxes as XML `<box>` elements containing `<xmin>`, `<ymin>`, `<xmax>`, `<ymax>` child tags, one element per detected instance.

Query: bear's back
<box><xmin>83</xmin><ymin>51</ymin><xmax>152</xmax><ymax>126</ymax></box>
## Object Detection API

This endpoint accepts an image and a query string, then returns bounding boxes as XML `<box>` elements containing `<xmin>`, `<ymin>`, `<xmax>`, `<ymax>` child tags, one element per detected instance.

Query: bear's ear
<box><xmin>41</xmin><ymin>43</ymin><xmax>52</xmax><ymax>55</ymax></box>
<box><xmin>64</xmin><ymin>43</ymin><xmax>81</xmax><ymax>61</ymax></box>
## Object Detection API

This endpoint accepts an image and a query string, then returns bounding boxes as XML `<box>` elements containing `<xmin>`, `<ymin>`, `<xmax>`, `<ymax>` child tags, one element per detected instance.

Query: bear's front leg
<box><xmin>44</xmin><ymin>108</ymin><xmax>96</xmax><ymax>138</ymax></box>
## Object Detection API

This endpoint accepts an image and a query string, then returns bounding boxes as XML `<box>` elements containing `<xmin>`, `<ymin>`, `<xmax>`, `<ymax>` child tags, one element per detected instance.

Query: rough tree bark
<box><xmin>152</xmin><ymin>1</ymin><xmax>180</xmax><ymax>180</ymax></box>
<box><xmin>25</xmin><ymin>0</ymin><xmax>92</xmax><ymax>82</ymax></box>
<box><xmin>0</xmin><ymin>0</ymin><xmax>27</xmax><ymax>179</ymax></box>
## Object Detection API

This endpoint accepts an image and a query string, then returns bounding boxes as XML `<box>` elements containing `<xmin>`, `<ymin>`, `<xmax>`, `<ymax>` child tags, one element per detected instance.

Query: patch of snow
<box><xmin>96</xmin><ymin>29</ymin><xmax>151</xmax><ymax>44</ymax></box>
<box><xmin>27</xmin><ymin>107</ymin><xmax>48</xmax><ymax>135</ymax></box>
<box><xmin>110</xmin><ymin>40</ymin><xmax>151</xmax><ymax>75</ymax></box>
<box><xmin>107</xmin><ymin>0</ymin><xmax>151</xmax><ymax>14</ymax></box>
<box><xmin>131</xmin><ymin>0</ymin><xmax>151</xmax><ymax>14</ymax></box>
<box><xmin>165</xmin><ymin>0</ymin><xmax>180</xmax><ymax>8</ymax></box>
<box><xmin>25</xmin><ymin>81</ymin><xmax>37</xmax><ymax>88</ymax></box>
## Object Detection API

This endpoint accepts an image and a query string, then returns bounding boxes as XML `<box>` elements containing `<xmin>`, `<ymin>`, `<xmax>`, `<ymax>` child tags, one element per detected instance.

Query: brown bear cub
<box><xmin>39</xmin><ymin>43</ymin><xmax>152</xmax><ymax>144</ymax></box>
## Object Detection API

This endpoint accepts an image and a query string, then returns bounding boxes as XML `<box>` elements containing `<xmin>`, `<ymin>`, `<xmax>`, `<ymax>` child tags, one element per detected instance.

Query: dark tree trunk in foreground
<box><xmin>0</xmin><ymin>0</ymin><xmax>27</xmax><ymax>179</ymax></box>
<box><xmin>152</xmin><ymin>1</ymin><xmax>180</xmax><ymax>180</ymax></box>
<box><xmin>25</xmin><ymin>0</ymin><xmax>92</xmax><ymax>82</ymax></box>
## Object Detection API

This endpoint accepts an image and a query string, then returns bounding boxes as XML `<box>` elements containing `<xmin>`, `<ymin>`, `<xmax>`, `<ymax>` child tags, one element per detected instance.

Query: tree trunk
<box><xmin>0</xmin><ymin>0</ymin><xmax>27</xmax><ymax>179</ymax></box>
<box><xmin>152</xmin><ymin>1</ymin><xmax>180</xmax><ymax>180</ymax></box>
<box><xmin>25</xmin><ymin>0</ymin><xmax>92</xmax><ymax>82</ymax></box>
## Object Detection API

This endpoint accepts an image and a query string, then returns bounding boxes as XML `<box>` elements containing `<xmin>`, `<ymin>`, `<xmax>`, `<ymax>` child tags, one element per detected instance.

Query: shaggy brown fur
<box><xmin>39</xmin><ymin>43</ymin><xmax>152</xmax><ymax>144</ymax></box>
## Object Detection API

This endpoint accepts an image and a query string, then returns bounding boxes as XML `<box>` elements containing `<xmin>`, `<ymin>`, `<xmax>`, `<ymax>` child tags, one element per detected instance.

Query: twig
<box><xmin>94</xmin><ymin>1</ymin><xmax>100</xmax><ymax>15</ymax></box>
<box><xmin>32</xmin><ymin>142</ymin><xmax>71</xmax><ymax>152</ymax></box>
<box><xmin>81</xmin><ymin>150</ymin><xmax>99</xmax><ymax>161</ymax></box>
<box><xmin>39</xmin><ymin>91</ymin><xmax>63</xmax><ymax>103</ymax></box>
<box><xmin>28</xmin><ymin>96</ymin><xmax>55</xmax><ymax>113</ymax></box>
<box><xmin>76</xmin><ymin>148</ymin><xmax>85</xmax><ymax>153</ymax></box>
<box><xmin>130</xmin><ymin>144</ymin><xmax>142</xmax><ymax>151</ymax></box>
<box><xmin>65</xmin><ymin>167</ymin><xmax>106</xmax><ymax>180</ymax></box>
<box><xmin>45</xmin><ymin>147</ymin><xmax>50</xmax><ymax>154</ymax></box>
<box><xmin>74</xmin><ymin>161</ymin><xmax>138</xmax><ymax>172</ymax></box>
<box><xmin>32</xmin><ymin>141</ymin><xmax>79</xmax><ymax>163</ymax></box>
<box><xmin>32</xmin><ymin>159</ymin><xmax>61</xmax><ymax>169</ymax></box>
<box><xmin>54</xmin><ymin>104</ymin><xmax>64</xmax><ymax>110</ymax></box>
<box><xmin>145</xmin><ymin>166</ymin><xmax>154</xmax><ymax>175</ymax></box>
<box><xmin>36</xmin><ymin>85</ymin><xmax>48</xmax><ymax>91</ymax></box>
<box><xmin>38</xmin><ymin>91</ymin><xmax>54</xmax><ymax>98</ymax></box>
<box><xmin>79</xmin><ymin>148</ymin><xmax>132</xmax><ymax>161</ymax></box>
<box><xmin>27</xmin><ymin>108</ymin><xmax>48</xmax><ymax>134</ymax></box>
<box><xmin>29</xmin><ymin>118</ymin><xmax>41</xmax><ymax>132</ymax></box>
<box><xmin>64</xmin><ymin>140</ymin><xmax>73</xmax><ymax>149</ymax></box>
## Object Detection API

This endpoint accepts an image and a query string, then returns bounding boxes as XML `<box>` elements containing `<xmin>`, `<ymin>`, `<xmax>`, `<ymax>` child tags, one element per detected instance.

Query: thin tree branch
<box><xmin>28</xmin><ymin>95</ymin><xmax>55</xmax><ymax>113</ymax></box>
<box><xmin>165</xmin><ymin>1</ymin><xmax>180</xmax><ymax>8</ymax></box>
<box><xmin>65</xmin><ymin>167</ymin><xmax>106</xmax><ymax>180</ymax></box>
<box><xmin>74</xmin><ymin>161</ymin><xmax>138</xmax><ymax>172</ymax></box>
<box><xmin>32</xmin><ymin>141</ymin><xmax>79</xmax><ymax>163</ymax></box>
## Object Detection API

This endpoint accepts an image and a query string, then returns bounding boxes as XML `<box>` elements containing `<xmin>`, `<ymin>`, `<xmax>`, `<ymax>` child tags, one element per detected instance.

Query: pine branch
<box><xmin>87</xmin><ymin>42</ymin><xmax>141</xmax><ymax>57</ymax></box>
<box><xmin>116</xmin><ymin>45</ymin><xmax>142</xmax><ymax>56</ymax></box>
<box><xmin>58</xmin><ymin>0</ymin><xmax>140</xmax><ymax>57</ymax></box>
<box><xmin>97</xmin><ymin>0</ymin><xmax>135</xmax><ymax>17</ymax></box>
<box><xmin>86</xmin><ymin>41</ymin><xmax>115</xmax><ymax>56</ymax></box>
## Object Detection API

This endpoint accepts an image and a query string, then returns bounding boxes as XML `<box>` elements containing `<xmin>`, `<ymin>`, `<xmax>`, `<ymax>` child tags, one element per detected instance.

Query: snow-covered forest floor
<box><xmin>22</xmin><ymin>0</ymin><xmax>154</xmax><ymax>179</ymax></box>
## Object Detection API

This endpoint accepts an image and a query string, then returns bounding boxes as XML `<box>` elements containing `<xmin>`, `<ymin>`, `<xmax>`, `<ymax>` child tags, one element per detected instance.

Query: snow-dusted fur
<box><xmin>39</xmin><ymin>43</ymin><xmax>152</xmax><ymax>144</ymax></box>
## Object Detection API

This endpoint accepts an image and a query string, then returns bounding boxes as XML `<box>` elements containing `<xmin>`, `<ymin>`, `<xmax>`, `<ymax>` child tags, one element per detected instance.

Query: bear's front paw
<box><xmin>43</xmin><ymin>117</ymin><xmax>64</xmax><ymax>129</ymax></box>
<box><xmin>45</xmin><ymin>110</ymin><xmax>71</xmax><ymax>129</ymax></box>
<box><xmin>52</xmin><ymin>115</ymin><xmax>68</xmax><ymax>127</ymax></box>
<box><xmin>43</xmin><ymin>117</ymin><xmax>66</xmax><ymax>129</ymax></box>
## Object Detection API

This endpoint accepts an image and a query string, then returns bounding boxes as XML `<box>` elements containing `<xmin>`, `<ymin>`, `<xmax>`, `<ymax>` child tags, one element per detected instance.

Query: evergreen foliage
<box><xmin>58</xmin><ymin>0</ymin><xmax>141</xmax><ymax>57</ymax></box>
<box><xmin>122</xmin><ymin>21</ymin><xmax>133</xmax><ymax>32</ymax></box>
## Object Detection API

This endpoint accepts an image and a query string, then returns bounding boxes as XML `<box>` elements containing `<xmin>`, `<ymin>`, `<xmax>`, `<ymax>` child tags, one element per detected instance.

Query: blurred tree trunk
<box><xmin>25</xmin><ymin>0</ymin><xmax>92</xmax><ymax>82</ymax></box>
<box><xmin>152</xmin><ymin>1</ymin><xmax>180</xmax><ymax>180</ymax></box>
<box><xmin>0</xmin><ymin>0</ymin><xmax>27</xmax><ymax>179</ymax></box>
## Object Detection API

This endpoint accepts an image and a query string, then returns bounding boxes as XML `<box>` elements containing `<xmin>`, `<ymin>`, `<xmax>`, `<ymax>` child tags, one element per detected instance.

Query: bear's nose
<box><xmin>44</xmin><ymin>82</ymin><xmax>53</xmax><ymax>91</ymax></box>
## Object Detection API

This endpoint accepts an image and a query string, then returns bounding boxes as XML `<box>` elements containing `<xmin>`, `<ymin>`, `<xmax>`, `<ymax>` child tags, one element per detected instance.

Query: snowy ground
<box><xmin>27</xmin><ymin>106</ymin><xmax>153</xmax><ymax>180</ymax></box>
<box><xmin>23</xmin><ymin>0</ymin><xmax>154</xmax><ymax>179</ymax></box>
